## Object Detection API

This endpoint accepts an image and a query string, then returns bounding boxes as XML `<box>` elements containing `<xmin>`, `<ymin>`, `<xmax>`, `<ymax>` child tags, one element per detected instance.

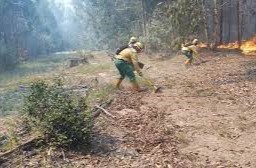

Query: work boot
<box><xmin>131</xmin><ymin>81</ymin><xmax>146</xmax><ymax>92</ymax></box>
<box><xmin>184</xmin><ymin>58</ymin><xmax>192</xmax><ymax>65</ymax></box>
<box><xmin>115</xmin><ymin>79</ymin><xmax>123</xmax><ymax>89</ymax></box>
<box><xmin>184</xmin><ymin>59</ymin><xmax>192</xmax><ymax>68</ymax></box>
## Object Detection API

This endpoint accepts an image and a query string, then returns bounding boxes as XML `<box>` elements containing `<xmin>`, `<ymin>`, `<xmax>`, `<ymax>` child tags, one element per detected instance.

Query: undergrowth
<box><xmin>23</xmin><ymin>79</ymin><xmax>92</xmax><ymax>148</ymax></box>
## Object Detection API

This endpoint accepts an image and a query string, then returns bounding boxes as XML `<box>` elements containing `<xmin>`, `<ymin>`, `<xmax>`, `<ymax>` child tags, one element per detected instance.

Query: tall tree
<box><xmin>236</xmin><ymin>0</ymin><xmax>241</xmax><ymax>46</ymax></box>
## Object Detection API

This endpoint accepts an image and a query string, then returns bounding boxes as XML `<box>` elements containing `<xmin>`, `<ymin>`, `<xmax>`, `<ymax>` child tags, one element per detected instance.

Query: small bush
<box><xmin>23</xmin><ymin>79</ymin><xmax>92</xmax><ymax>148</ymax></box>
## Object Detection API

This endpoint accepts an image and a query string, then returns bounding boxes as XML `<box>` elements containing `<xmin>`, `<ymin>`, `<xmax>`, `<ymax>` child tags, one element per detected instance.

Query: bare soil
<box><xmin>1</xmin><ymin>51</ymin><xmax>256</xmax><ymax>168</ymax></box>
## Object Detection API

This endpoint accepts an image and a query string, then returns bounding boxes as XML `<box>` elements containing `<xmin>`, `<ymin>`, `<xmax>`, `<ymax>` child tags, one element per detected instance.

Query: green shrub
<box><xmin>23</xmin><ymin>79</ymin><xmax>92</xmax><ymax>148</ymax></box>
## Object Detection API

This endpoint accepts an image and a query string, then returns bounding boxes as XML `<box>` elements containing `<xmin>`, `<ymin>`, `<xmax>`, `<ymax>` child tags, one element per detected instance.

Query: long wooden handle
<box><xmin>141</xmin><ymin>76</ymin><xmax>155</xmax><ymax>86</ymax></box>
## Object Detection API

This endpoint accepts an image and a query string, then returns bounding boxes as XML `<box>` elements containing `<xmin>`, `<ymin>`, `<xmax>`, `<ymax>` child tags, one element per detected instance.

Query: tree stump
<box><xmin>69</xmin><ymin>57</ymin><xmax>88</xmax><ymax>67</ymax></box>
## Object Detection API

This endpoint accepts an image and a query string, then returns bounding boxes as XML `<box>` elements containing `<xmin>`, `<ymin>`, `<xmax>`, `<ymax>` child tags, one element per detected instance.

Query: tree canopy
<box><xmin>1</xmin><ymin>0</ymin><xmax>256</xmax><ymax>71</ymax></box>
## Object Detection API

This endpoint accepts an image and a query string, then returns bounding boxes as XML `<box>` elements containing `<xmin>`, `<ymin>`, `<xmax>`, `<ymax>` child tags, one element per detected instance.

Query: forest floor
<box><xmin>1</xmin><ymin>49</ymin><xmax>256</xmax><ymax>167</ymax></box>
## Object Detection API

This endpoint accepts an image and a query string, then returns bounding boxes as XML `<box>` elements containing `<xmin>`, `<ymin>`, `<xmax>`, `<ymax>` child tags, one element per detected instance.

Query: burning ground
<box><xmin>199</xmin><ymin>35</ymin><xmax>256</xmax><ymax>56</ymax></box>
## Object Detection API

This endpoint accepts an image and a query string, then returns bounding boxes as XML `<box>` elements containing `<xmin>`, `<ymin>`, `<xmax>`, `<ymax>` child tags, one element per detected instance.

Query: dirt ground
<box><xmin>1</xmin><ymin>50</ymin><xmax>256</xmax><ymax>167</ymax></box>
<box><xmin>87</xmin><ymin>51</ymin><xmax>256</xmax><ymax>168</ymax></box>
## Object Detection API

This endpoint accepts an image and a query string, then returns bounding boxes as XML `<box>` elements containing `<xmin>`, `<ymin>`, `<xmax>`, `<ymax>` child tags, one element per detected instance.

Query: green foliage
<box><xmin>0</xmin><ymin>0</ymin><xmax>65</xmax><ymax>72</ymax></box>
<box><xmin>167</xmin><ymin>0</ymin><xmax>203</xmax><ymax>38</ymax></box>
<box><xmin>23</xmin><ymin>79</ymin><xmax>92</xmax><ymax>148</ymax></box>
<box><xmin>31</xmin><ymin>0</ymin><xmax>65</xmax><ymax>54</ymax></box>
<box><xmin>0</xmin><ymin>40</ymin><xmax>18</xmax><ymax>72</ymax></box>
<box><xmin>146</xmin><ymin>0</ymin><xmax>203</xmax><ymax>52</ymax></box>
<box><xmin>73</xmin><ymin>0</ymin><xmax>144</xmax><ymax>50</ymax></box>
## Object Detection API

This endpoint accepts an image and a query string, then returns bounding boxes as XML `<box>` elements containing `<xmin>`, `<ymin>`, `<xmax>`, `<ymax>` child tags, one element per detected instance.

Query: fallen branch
<box><xmin>92</xmin><ymin>99</ymin><xmax>113</xmax><ymax>118</ymax></box>
<box><xmin>94</xmin><ymin>105</ymin><xmax>116</xmax><ymax>119</ymax></box>
<box><xmin>0</xmin><ymin>137</ymin><xmax>40</xmax><ymax>165</ymax></box>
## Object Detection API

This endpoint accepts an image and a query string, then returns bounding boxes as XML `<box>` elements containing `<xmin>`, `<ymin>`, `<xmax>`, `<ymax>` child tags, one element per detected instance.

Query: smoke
<box><xmin>45</xmin><ymin>0</ymin><xmax>100</xmax><ymax>50</ymax></box>
<box><xmin>50</xmin><ymin>0</ymin><xmax>74</xmax><ymax>18</ymax></box>
<box><xmin>46</xmin><ymin>0</ymin><xmax>80</xmax><ymax>49</ymax></box>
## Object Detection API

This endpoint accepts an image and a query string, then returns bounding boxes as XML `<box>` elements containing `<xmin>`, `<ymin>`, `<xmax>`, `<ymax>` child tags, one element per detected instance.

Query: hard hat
<box><xmin>192</xmin><ymin>39</ymin><xmax>199</xmax><ymax>44</ymax></box>
<box><xmin>133</xmin><ymin>42</ymin><xmax>144</xmax><ymax>50</ymax></box>
<box><xmin>129</xmin><ymin>37</ymin><xmax>138</xmax><ymax>44</ymax></box>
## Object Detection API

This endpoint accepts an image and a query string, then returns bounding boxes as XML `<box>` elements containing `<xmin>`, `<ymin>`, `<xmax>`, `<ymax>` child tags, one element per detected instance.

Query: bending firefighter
<box><xmin>114</xmin><ymin>42</ymin><xmax>144</xmax><ymax>92</ymax></box>
<box><xmin>181</xmin><ymin>39</ymin><xmax>199</xmax><ymax>66</ymax></box>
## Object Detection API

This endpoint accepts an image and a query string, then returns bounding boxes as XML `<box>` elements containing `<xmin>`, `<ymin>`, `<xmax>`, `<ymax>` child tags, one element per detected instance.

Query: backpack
<box><xmin>115</xmin><ymin>45</ymin><xmax>144</xmax><ymax>69</ymax></box>
<box><xmin>115</xmin><ymin>45</ymin><xmax>129</xmax><ymax>55</ymax></box>
<box><xmin>183</xmin><ymin>43</ymin><xmax>193</xmax><ymax>47</ymax></box>
<box><xmin>181</xmin><ymin>43</ymin><xmax>193</xmax><ymax>54</ymax></box>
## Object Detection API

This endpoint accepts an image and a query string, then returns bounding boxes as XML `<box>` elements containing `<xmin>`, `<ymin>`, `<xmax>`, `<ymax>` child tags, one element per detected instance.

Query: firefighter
<box><xmin>128</xmin><ymin>36</ymin><xmax>138</xmax><ymax>47</ymax></box>
<box><xmin>114</xmin><ymin>42</ymin><xmax>144</xmax><ymax>91</ymax></box>
<box><xmin>181</xmin><ymin>39</ymin><xmax>199</xmax><ymax>66</ymax></box>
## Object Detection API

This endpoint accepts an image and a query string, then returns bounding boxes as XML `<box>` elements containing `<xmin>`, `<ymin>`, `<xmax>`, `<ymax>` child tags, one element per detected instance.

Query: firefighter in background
<box><xmin>181</xmin><ymin>39</ymin><xmax>199</xmax><ymax>66</ymax></box>
<box><xmin>115</xmin><ymin>36</ymin><xmax>138</xmax><ymax>55</ymax></box>
<box><xmin>18</xmin><ymin>48</ymin><xmax>28</xmax><ymax>62</ymax></box>
<box><xmin>128</xmin><ymin>36</ymin><xmax>138</xmax><ymax>47</ymax></box>
<box><xmin>114</xmin><ymin>42</ymin><xmax>145</xmax><ymax>92</ymax></box>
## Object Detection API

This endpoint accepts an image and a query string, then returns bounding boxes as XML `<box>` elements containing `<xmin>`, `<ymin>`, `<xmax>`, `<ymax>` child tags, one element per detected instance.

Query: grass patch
<box><xmin>0</xmin><ymin>54</ymin><xmax>70</xmax><ymax>87</ymax></box>
<box><xmin>0</xmin><ymin>89</ymin><xmax>27</xmax><ymax>116</ymax></box>
<box><xmin>0</xmin><ymin>117</ymin><xmax>21</xmax><ymax>152</ymax></box>
<box><xmin>86</xmin><ymin>84</ymin><xmax>115</xmax><ymax>106</ymax></box>
<box><xmin>76</xmin><ymin>63</ymin><xmax>111</xmax><ymax>74</ymax></box>
<box><xmin>0</xmin><ymin>54</ymin><xmax>72</xmax><ymax>116</ymax></box>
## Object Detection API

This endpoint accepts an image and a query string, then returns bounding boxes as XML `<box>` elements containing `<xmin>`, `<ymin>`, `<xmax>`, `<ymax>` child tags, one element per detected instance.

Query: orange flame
<box><xmin>240</xmin><ymin>36</ymin><xmax>256</xmax><ymax>55</ymax></box>
<box><xmin>218</xmin><ymin>42</ymin><xmax>240</xmax><ymax>49</ymax></box>
<box><xmin>198</xmin><ymin>35</ymin><xmax>256</xmax><ymax>55</ymax></box>
<box><xmin>198</xmin><ymin>43</ymin><xmax>208</xmax><ymax>48</ymax></box>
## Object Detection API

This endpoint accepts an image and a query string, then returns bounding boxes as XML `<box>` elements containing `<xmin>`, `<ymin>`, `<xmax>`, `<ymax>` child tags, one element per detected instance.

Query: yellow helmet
<box><xmin>192</xmin><ymin>39</ymin><xmax>199</xmax><ymax>45</ymax></box>
<box><xmin>129</xmin><ymin>37</ymin><xmax>138</xmax><ymax>44</ymax></box>
<box><xmin>133</xmin><ymin>42</ymin><xmax>144</xmax><ymax>50</ymax></box>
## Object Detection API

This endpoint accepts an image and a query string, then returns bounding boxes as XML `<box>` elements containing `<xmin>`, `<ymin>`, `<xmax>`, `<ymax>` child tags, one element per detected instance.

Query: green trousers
<box><xmin>114</xmin><ymin>59</ymin><xmax>136</xmax><ymax>81</ymax></box>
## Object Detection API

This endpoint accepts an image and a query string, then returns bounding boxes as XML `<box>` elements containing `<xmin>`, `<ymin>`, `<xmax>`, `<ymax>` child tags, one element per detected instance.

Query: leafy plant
<box><xmin>23</xmin><ymin>79</ymin><xmax>92</xmax><ymax>148</ymax></box>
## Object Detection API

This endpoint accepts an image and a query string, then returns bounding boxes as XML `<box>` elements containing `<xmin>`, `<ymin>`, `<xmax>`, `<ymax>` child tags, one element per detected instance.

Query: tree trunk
<box><xmin>236</xmin><ymin>0</ymin><xmax>241</xmax><ymax>46</ymax></box>
<box><xmin>141</xmin><ymin>0</ymin><xmax>148</xmax><ymax>53</ymax></box>
<box><xmin>201</xmin><ymin>0</ymin><xmax>210</xmax><ymax>47</ymax></box>
<box><xmin>141</xmin><ymin>0</ymin><xmax>147</xmax><ymax>37</ymax></box>
<box><xmin>219</xmin><ymin>0</ymin><xmax>224</xmax><ymax>44</ymax></box>
<box><xmin>212</xmin><ymin>0</ymin><xmax>221</xmax><ymax>49</ymax></box>
<box><xmin>240</xmin><ymin>0</ymin><xmax>246</xmax><ymax>40</ymax></box>
<box><xmin>227</xmin><ymin>0</ymin><xmax>232</xmax><ymax>42</ymax></box>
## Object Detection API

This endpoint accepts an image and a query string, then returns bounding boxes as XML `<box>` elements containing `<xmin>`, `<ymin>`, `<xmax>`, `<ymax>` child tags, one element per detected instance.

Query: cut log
<box><xmin>69</xmin><ymin>57</ymin><xmax>88</xmax><ymax>67</ymax></box>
